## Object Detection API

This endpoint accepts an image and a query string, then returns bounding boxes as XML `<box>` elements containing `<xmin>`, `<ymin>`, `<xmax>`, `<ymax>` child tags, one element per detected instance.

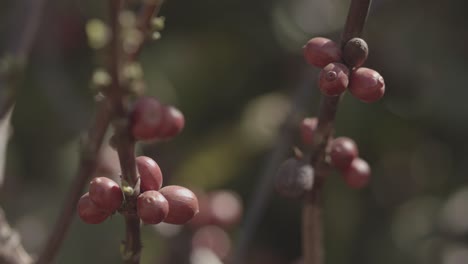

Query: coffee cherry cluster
<box><xmin>304</xmin><ymin>37</ymin><xmax>385</xmax><ymax>103</ymax></box>
<box><xmin>301</xmin><ymin>118</ymin><xmax>371</xmax><ymax>189</ymax></box>
<box><xmin>78</xmin><ymin>156</ymin><xmax>199</xmax><ymax>225</ymax></box>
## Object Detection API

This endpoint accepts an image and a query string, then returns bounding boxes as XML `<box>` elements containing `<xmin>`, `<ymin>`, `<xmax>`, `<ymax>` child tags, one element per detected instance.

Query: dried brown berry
<box><xmin>136</xmin><ymin>156</ymin><xmax>163</xmax><ymax>192</ymax></box>
<box><xmin>275</xmin><ymin>158</ymin><xmax>314</xmax><ymax>198</ymax></box>
<box><xmin>89</xmin><ymin>177</ymin><xmax>123</xmax><ymax>213</ymax></box>
<box><xmin>303</xmin><ymin>37</ymin><xmax>341</xmax><ymax>68</ymax></box>
<box><xmin>319</xmin><ymin>63</ymin><xmax>349</xmax><ymax>96</ymax></box>
<box><xmin>343</xmin><ymin>38</ymin><xmax>369</xmax><ymax>68</ymax></box>
<box><xmin>348</xmin><ymin>68</ymin><xmax>385</xmax><ymax>103</ymax></box>
<box><xmin>159</xmin><ymin>185</ymin><xmax>199</xmax><ymax>225</ymax></box>
<box><xmin>78</xmin><ymin>193</ymin><xmax>110</xmax><ymax>224</ymax></box>
<box><xmin>137</xmin><ymin>190</ymin><xmax>169</xmax><ymax>224</ymax></box>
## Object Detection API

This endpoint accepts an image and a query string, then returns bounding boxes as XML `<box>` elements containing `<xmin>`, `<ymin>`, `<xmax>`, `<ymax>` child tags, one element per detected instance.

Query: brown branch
<box><xmin>302</xmin><ymin>1</ymin><xmax>372</xmax><ymax>264</ymax></box>
<box><xmin>35</xmin><ymin>99</ymin><xmax>114</xmax><ymax>264</ymax></box>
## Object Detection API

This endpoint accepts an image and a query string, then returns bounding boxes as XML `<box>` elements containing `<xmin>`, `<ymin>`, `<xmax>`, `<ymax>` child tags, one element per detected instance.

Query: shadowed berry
<box><xmin>304</xmin><ymin>37</ymin><xmax>342</xmax><ymax>68</ymax></box>
<box><xmin>137</xmin><ymin>191</ymin><xmax>169</xmax><ymax>224</ymax></box>
<box><xmin>343</xmin><ymin>158</ymin><xmax>371</xmax><ymax>189</ymax></box>
<box><xmin>130</xmin><ymin>96</ymin><xmax>164</xmax><ymax>141</ymax></box>
<box><xmin>89</xmin><ymin>177</ymin><xmax>123</xmax><ymax>213</ymax></box>
<box><xmin>159</xmin><ymin>185</ymin><xmax>199</xmax><ymax>225</ymax></box>
<box><xmin>343</xmin><ymin>38</ymin><xmax>369</xmax><ymax>68</ymax></box>
<box><xmin>300</xmin><ymin>117</ymin><xmax>318</xmax><ymax>146</ymax></box>
<box><xmin>78</xmin><ymin>193</ymin><xmax>110</xmax><ymax>224</ymax></box>
<box><xmin>319</xmin><ymin>63</ymin><xmax>349</xmax><ymax>96</ymax></box>
<box><xmin>348</xmin><ymin>68</ymin><xmax>385</xmax><ymax>103</ymax></box>
<box><xmin>136</xmin><ymin>156</ymin><xmax>163</xmax><ymax>192</ymax></box>
<box><xmin>329</xmin><ymin>137</ymin><xmax>358</xmax><ymax>170</ymax></box>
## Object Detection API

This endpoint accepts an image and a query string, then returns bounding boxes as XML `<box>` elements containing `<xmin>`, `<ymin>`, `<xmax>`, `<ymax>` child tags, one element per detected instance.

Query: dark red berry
<box><xmin>137</xmin><ymin>191</ymin><xmax>169</xmax><ymax>224</ymax></box>
<box><xmin>158</xmin><ymin>105</ymin><xmax>185</xmax><ymax>139</ymax></box>
<box><xmin>300</xmin><ymin>117</ymin><xmax>318</xmax><ymax>146</ymax></box>
<box><xmin>136</xmin><ymin>156</ymin><xmax>163</xmax><ymax>192</ymax></box>
<box><xmin>348</xmin><ymin>68</ymin><xmax>385</xmax><ymax>103</ymax></box>
<box><xmin>209</xmin><ymin>190</ymin><xmax>243</xmax><ymax>228</ymax></box>
<box><xmin>130</xmin><ymin>97</ymin><xmax>164</xmax><ymax>141</ymax></box>
<box><xmin>343</xmin><ymin>38</ymin><xmax>369</xmax><ymax>68</ymax></box>
<box><xmin>343</xmin><ymin>158</ymin><xmax>371</xmax><ymax>189</ymax></box>
<box><xmin>89</xmin><ymin>177</ymin><xmax>123</xmax><ymax>213</ymax></box>
<box><xmin>303</xmin><ymin>37</ymin><xmax>341</xmax><ymax>68</ymax></box>
<box><xmin>319</xmin><ymin>63</ymin><xmax>349</xmax><ymax>96</ymax></box>
<box><xmin>275</xmin><ymin>158</ymin><xmax>314</xmax><ymax>198</ymax></box>
<box><xmin>159</xmin><ymin>185</ymin><xmax>199</xmax><ymax>225</ymax></box>
<box><xmin>192</xmin><ymin>225</ymin><xmax>232</xmax><ymax>259</ymax></box>
<box><xmin>78</xmin><ymin>193</ymin><xmax>110</xmax><ymax>224</ymax></box>
<box><xmin>329</xmin><ymin>137</ymin><xmax>358</xmax><ymax>170</ymax></box>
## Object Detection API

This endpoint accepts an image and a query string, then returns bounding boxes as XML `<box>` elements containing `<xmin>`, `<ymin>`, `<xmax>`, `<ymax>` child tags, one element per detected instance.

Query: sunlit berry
<box><xmin>303</xmin><ymin>37</ymin><xmax>341</xmax><ymax>68</ymax></box>
<box><xmin>159</xmin><ymin>185</ymin><xmax>199</xmax><ymax>225</ymax></box>
<box><xmin>137</xmin><ymin>191</ymin><xmax>169</xmax><ymax>224</ymax></box>
<box><xmin>329</xmin><ymin>137</ymin><xmax>358</xmax><ymax>170</ymax></box>
<box><xmin>89</xmin><ymin>177</ymin><xmax>123</xmax><ymax>213</ymax></box>
<box><xmin>319</xmin><ymin>63</ymin><xmax>349</xmax><ymax>96</ymax></box>
<box><xmin>343</xmin><ymin>158</ymin><xmax>371</xmax><ymax>189</ymax></box>
<box><xmin>78</xmin><ymin>193</ymin><xmax>110</xmax><ymax>224</ymax></box>
<box><xmin>348</xmin><ymin>68</ymin><xmax>385</xmax><ymax>103</ymax></box>
<box><xmin>136</xmin><ymin>156</ymin><xmax>163</xmax><ymax>192</ymax></box>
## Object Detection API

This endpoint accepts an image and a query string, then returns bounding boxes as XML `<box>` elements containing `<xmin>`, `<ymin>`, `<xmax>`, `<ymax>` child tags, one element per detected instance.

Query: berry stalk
<box><xmin>302</xmin><ymin>1</ymin><xmax>372</xmax><ymax>264</ymax></box>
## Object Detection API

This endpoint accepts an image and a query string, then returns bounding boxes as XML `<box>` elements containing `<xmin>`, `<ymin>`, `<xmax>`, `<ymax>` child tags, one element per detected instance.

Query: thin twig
<box><xmin>35</xmin><ymin>100</ymin><xmax>114</xmax><ymax>264</ymax></box>
<box><xmin>302</xmin><ymin>1</ymin><xmax>372</xmax><ymax>264</ymax></box>
<box><xmin>232</xmin><ymin>73</ymin><xmax>314</xmax><ymax>264</ymax></box>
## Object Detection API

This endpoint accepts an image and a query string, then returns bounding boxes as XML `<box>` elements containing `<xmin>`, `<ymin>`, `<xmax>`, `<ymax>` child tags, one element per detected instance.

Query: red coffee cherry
<box><xmin>159</xmin><ymin>185</ymin><xmax>199</xmax><ymax>225</ymax></box>
<box><xmin>300</xmin><ymin>117</ymin><xmax>318</xmax><ymax>146</ymax></box>
<box><xmin>137</xmin><ymin>191</ymin><xmax>169</xmax><ymax>225</ymax></box>
<box><xmin>192</xmin><ymin>225</ymin><xmax>232</xmax><ymax>259</ymax></box>
<box><xmin>136</xmin><ymin>156</ymin><xmax>163</xmax><ymax>192</ymax></box>
<box><xmin>319</xmin><ymin>63</ymin><xmax>349</xmax><ymax>96</ymax></box>
<box><xmin>89</xmin><ymin>177</ymin><xmax>123</xmax><ymax>213</ymax></box>
<box><xmin>329</xmin><ymin>137</ymin><xmax>358</xmax><ymax>170</ymax></box>
<box><xmin>343</xmin><ymin>158</ymin><xmax>371</xmax><ymax>189</ymax></box>
<box><xmin>158</xmin><ymin>105</ymin><xmax>185</xmax><ymax>139</ymax></box>
<box><xmin>343</xmin><ymin>38</ymin><xmax>369</xmax><ymax>68</ymax></box>
<box><xmin>348</xmin><ymin>68</ymin><xmax>385</xmax><ymax>103</ymax></box>
<box><xmin>78</xmin><ymin>193</ymin><xmax>110</xmax><ymax>224</ymax></box>
<box><xmin>130</xmin><ymin>96</ymin><xmax>164</xmax><ymax>141</ymax></box>
<box><xmin>303</xmin><ymin>37</ymin><xmax>341</xmax><ymax>68</ymax></box>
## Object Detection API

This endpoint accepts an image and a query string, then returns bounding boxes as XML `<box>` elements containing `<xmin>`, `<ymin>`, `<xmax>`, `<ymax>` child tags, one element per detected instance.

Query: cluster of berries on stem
<box><xmin>78</xmin><ymin>96</ymin><xmax>199</xmax><ymax>227</ymax></box>
<box><xmin>276</xmin><ymin>35</ymin><xmax>383</xmax><ymax>197</ymax></box>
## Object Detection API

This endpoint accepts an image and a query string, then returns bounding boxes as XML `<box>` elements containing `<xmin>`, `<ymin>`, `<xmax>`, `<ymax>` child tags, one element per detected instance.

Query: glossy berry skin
<box><xmin>300</xmin><ymin>117</ymin><xmax>318</xmax><ymax>146</ymax></box>
<box><xmin>343</xmin><ymin>158</ymin><xmax>371</xmax><ymax>189</ymax></box>
<box><xmin>343</xmin><ymin>38</ymin><xmax>369</xmax><ymax>68</ymax></box>
<box><xmin>158</xmin><ymin>105</ymin><xmax>185</xmax><ymax>139</ymax></box>
<box><xmin>130</xmin><ymin>97</ymin><xmax>164</xmax><ymax>141</ymax></box>
<box><xmin>89</xmin><ymin>177</ymin><xmax>123</xmax><ymax>213</ymax></box>
<box><xmin>304</xmin><ymin>37</ymin><xmax>341</xmax><ymax>68</ymax></box>
<box><xmin>137</xmin><ymin>191</ymin><xmax>169</xmax><ymax>225</ymax></box>
<box><xmin>329</xmin><ymin>137</ymin><xmax>358</xmax><ymax>170</ymax></box>
<box><xmin>78</xmin><ymin>193</ymin><xmax>110</xmax><ymax>224</ymax></box>
<box><xmin>348</xmin><ymin>68</ymin><xmax>385</xmax><ymax>103</ymax></box>
<box><xmin>275</xmin><ymin>158</ymin><xmax>314</xmax><ymax>198</ymax></box>
<box><xmin>159</xmin><ymin>185</ymin><xmax>199</xmax><ymax>225</ymax></box>
<box><xmin>319</xmin><ymin>63</ymin><xmax>350</xmax><ymax>96</ymax></box>
<box><xmin>136</xmin><ymin>156</ymin><xmax>163</xmax><ymax>192</ymax></box>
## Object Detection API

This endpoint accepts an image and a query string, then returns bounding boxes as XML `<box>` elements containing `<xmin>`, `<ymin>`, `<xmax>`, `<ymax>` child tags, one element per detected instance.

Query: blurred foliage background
<box><xmin>1</xmin><ymin>0</ymin><xmax>468</xmax><ymax>263</ymax></box>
